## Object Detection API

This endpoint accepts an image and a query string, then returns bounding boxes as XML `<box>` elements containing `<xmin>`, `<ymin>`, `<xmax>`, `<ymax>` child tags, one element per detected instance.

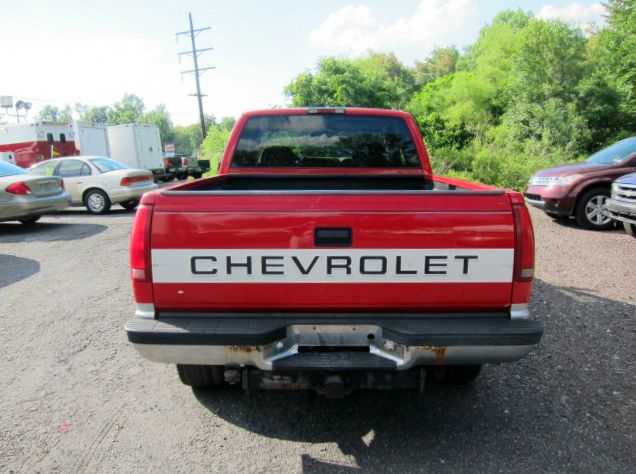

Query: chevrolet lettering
<box><xmin>152</xmin><ymin>249</ymin><xmax>511</xmax><ymax>282</ymax></box>
<box><xmin>125</xmin><ymin>107</ymin><xmax>543</xmax><ymax>397</ymax></box>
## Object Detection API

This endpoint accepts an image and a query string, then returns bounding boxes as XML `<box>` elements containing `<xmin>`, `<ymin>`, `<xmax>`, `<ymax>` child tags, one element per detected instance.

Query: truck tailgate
<box><xmin>149</xmin><ymin>191</ymin><xmax>515</xmax><ymax>312</ymax></box>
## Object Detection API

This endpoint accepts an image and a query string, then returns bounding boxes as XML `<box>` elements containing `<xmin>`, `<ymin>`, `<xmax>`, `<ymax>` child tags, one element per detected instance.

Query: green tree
<box><xmin>37</xmin><ymin>104</ymin><xmax>73</xmax><ymax>122</ymax></box>
<box><xmin>593</xmin><ymin>0</ymin><xmax>636</xmax><ymax>129</ymax></box>
<box><xmin>107</xmin><ymin>93</ymin><xmax>145</xmax><ymax>125</ymax></box>
<box><xmin>201</xmin><ymin>124</ymin><xmax>231</xmax><ymax>174</ymax></box>
<box><xmin>285</xmin><ymin>52</ymin><xmax>417</xmax><ymax>109</ymax></box>
<box><xmin>414</xmin><ymin>46</ymin><xmax>459</xmax><ymax>87</ymax></box>
<box><xmin>173</xmin><ymin>123</ymin><xmax>203</xmax><ymax>156</ymax></box>
<box><xmin>404</xmin><ymin>10</ymin><xmax>624</xmax><ymax>189</ymax></box>
<box><xmin>75</xmin><ymin>104</ymin><xmax>110</xmax><ymax>124</ymax></box>
<box><xmin>219</xmin><ymin>116</ymin><xmax>236</xmax><ymax>131</ymax></box>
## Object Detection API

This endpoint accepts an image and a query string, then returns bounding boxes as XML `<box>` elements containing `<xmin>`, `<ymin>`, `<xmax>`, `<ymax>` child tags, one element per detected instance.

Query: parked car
<box><xmin>29</xmin><ymin>156</ymin><xmax>158</xmax><ymax>215</ymax></box>
<box><xmin>605</xmin><ymin>172</ymin><xmax>636</xmax><ymax>237</ymax></box>
<box><xmin>525</xmin><ymin>137</ymin><xmax>636</xmax><ymax>230</ymax></box>
<box><xmin>0</xmin><ymin>161</ymin><xmax>70</xmax><ymax>225</ymax></box>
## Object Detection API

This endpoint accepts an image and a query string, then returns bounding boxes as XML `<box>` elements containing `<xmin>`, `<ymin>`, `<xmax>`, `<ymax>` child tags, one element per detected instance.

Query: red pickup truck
<box><xmin>125</xmin><ymin>107</ymin><xmax>542</xmax><ymax>397</ymax></box>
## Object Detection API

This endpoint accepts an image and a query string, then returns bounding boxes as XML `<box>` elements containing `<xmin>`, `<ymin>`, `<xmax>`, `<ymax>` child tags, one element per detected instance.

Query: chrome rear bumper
<box><xmin>125</xmin><ymin>311</ymin><xmax>543</xmax><ymax>370</ymax></box>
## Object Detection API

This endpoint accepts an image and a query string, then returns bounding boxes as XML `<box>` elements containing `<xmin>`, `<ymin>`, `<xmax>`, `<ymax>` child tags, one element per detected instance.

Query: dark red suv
<box><xmin>525</xmin><ymin>137</ymin><xmax>636</xmax><ymax>230</ymax></box>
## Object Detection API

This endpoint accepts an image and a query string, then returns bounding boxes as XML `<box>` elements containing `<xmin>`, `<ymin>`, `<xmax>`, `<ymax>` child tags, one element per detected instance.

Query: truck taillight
<box><xmin>130</xmin><ymin>203</ymin><xmax>153</xmax><ymax>282</ymax></box>
<box><xmin>183</xmin><ymin>158</ymin><xmax>188</xmax><ymax>166</ymax></box>
<box><xmin>511</xmin><ymin>195</ymin><xmax>535</xmax><ymax>282</ymax></box>
<box><xmin>164</xmin><ymin>158</ymin><xmax>170</xmax><ymax>167</ymax></box>
<box><xmin>6</xmin><ymin>181</ymin><xmax>32</xmax><ymax>195</ymax></box>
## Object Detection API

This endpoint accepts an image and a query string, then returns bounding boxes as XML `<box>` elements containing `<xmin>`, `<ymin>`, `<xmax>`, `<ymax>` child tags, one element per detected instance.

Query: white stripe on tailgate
<box><xmin>151</xmin><ymin>248</ymin><xmax>514</xmax><ymax>284</ymax></box>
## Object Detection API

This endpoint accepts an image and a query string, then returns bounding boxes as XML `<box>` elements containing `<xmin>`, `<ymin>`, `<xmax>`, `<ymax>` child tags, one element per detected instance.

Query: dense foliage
<box><xmin>200</xmin><ymin>117</ymin><xmax>235</xmax><ymax>174</ymax></box>
<box><xmin>286</xmin><ymin>3</ymin><xmax>636</xmax><ymax>189</ymax></box>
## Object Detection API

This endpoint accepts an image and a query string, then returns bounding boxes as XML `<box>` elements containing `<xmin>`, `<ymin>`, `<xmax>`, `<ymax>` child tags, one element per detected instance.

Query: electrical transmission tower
<box><xmin>176</xmin><ymin>13</ymin><xmax>214</xmax><ymax>139</ymax></box>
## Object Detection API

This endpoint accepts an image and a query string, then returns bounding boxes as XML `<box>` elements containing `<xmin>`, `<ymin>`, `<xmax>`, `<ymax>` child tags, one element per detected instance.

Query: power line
<box><xmin>176</xmin><ymin>12</ymin><xmax>214</xmax><ymax>139</ymax></box>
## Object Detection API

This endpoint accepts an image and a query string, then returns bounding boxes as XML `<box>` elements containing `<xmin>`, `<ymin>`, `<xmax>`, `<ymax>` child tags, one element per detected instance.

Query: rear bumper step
<box><xmin>125</xmin><ymin>314</ymin><xmax>543</xmax><ymax>369</ymax></box>
<box><xmin>125</xmin><ymin>313</ymin><xmax>542</xmax><ymax>346</ymax></box>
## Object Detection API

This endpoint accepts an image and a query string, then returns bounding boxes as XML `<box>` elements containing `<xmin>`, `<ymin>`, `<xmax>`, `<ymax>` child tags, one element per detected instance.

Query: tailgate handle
<box><xmin>315</xmin><ymin>227</ymin><xmax>352</xmax><ymax>247</ymax></box>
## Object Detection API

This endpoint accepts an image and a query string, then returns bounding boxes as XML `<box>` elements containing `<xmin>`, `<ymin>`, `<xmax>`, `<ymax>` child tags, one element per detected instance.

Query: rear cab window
<box><xmin>231</xmin><ymin>114</ymin><xmax>420</xmax><ymax>168</ymax></box>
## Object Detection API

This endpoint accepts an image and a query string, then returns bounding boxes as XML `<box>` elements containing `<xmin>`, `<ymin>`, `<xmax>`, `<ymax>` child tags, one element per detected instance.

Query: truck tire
<box><xmin>574</xmin><ymin>188</ymin><xmax>613</xmax><ymax>230</ymax></box>
<box><xmin>191</xmin><ymin>171</ymin><xmax>202</xmax><ymax>179</ymax></box>
<box><xmin>624</xmin><ymin>222</ymin><xmax>636</xmax><ymax>238</ymax></box>
<box><xmin>84</xmin><ymin>189</ymin><xmax>111</xmax><ymax>215</ymax></box>
<box><xmin>18</xmin><ymin>215</ymin><xmax>41</xmax><ymax>226</ymax></box>
<box><xmin>428</xmin><ymin>365</ymin><xmax>482</xmax><ymax>385</ymax></box>
<box><xmin>177</xmin><ymin>364</ymin><xmax>224</xmax><ymax>388</ymax></box>
<box><xmin>120</xmin><ymin>199</ymin><xmax>139</xmax><ymax>211</ymax></box>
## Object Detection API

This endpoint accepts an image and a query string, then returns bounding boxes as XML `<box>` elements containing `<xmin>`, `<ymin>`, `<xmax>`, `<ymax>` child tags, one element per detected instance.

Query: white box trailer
<box><xmin>73</xmin><ymin>122</ymin><xmax>110</xmax><ymax>157</ymax></box>
<box><xmin>107</xmin><ymin>124</ymin><xmax>165</xmax><ymax>179</ymax></box>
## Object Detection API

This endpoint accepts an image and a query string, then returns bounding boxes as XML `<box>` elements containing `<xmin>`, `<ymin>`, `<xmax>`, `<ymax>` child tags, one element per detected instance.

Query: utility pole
<box><xmin>176</xmin><ymin>13</ymin><xmax>214</xmax><ymax>139</ymax></box>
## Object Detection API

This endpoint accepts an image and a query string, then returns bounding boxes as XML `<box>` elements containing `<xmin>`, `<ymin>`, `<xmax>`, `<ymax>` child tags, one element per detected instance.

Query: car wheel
<box><xmin>18</xmin><ymin>215</ymin><xmax>41</xmax><ymax>226</ymax></box>
<box><xmin>574</xmin><ymin>188</ymin><xmax>613</xmax><ymax>230</ymax></box>
<box><xmin>427</xmin><ymin>365</ymin><xmax>482</xmax><ymax>385</ymax></box>
<box><xmin>624</xmin><ymin>222</ymin><xmax>636</xmax><ymax>238</ymax></box>
<box><xmin>177</xmin><ymin>364</ymin><xmax>224</xmax><ymax>388</ymax></box>
<box><xmin>120</xmin><ymin>199</ymin><xmax>139</xmax><ymax>211</ymax></box>
<box><xmin>84</xmin><ymin>189</ymin><xmax>111</xmax><ymax>215</ymax></box>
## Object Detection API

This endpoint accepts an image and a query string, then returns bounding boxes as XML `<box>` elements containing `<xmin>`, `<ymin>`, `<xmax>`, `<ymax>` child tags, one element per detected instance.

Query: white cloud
<box><xmin>310</xmin><ymin>0</ymin><xmax>476</xmax><ymax>56</ymax></box>
<box><xmin>536</xmin><ymin>2</ymin><xmax>607</xmax><ymax>27</ymax></box>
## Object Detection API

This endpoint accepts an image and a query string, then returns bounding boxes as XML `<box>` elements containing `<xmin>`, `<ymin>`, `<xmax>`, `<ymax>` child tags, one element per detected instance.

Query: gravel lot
<box><xmin>1</xmin><ymin>207</ymin><xmax>634</xmax><ymax>473</ymax></box>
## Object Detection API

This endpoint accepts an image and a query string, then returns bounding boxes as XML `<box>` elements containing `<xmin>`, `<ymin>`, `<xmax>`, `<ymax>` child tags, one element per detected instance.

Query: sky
<box><xmin>0</xmin><ymin>0</ymin><xmax>607</xmax><ymax>126</ymax></box>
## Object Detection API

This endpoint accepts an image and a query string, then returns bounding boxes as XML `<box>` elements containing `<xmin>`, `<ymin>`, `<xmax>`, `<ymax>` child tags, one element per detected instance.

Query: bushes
<box><xmin>430</xmin><ymin>141</ymin><xmax>576</xmax><ymax>190</ymax></box>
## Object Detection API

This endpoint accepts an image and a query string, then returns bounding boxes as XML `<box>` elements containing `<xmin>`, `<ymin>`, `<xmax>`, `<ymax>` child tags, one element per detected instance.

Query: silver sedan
<box><xmin>0</xmin><ymin>161</ymin><xmax>70</xmax><ymax>225</ymax></box>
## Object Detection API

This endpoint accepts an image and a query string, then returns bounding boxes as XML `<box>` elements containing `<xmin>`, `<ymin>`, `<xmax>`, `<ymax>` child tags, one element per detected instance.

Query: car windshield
<box><xmin>89</xmin><ymin>158</ymin><xmax>129</xmax><ymax>173</ymax></box>
<box><xmin>0</xmin><ymin>161</ymin><xmax>27</xmax><ymax>178</ymax></box>
<box><xmin>586</xmin><ymin>138</ymin><xmax>636</xmax><ymax>165</ymax></box>
<box><xmin>231</xmin><ymin>114</ymin><xmax>420</xmax><ymax>168</ymax></box>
